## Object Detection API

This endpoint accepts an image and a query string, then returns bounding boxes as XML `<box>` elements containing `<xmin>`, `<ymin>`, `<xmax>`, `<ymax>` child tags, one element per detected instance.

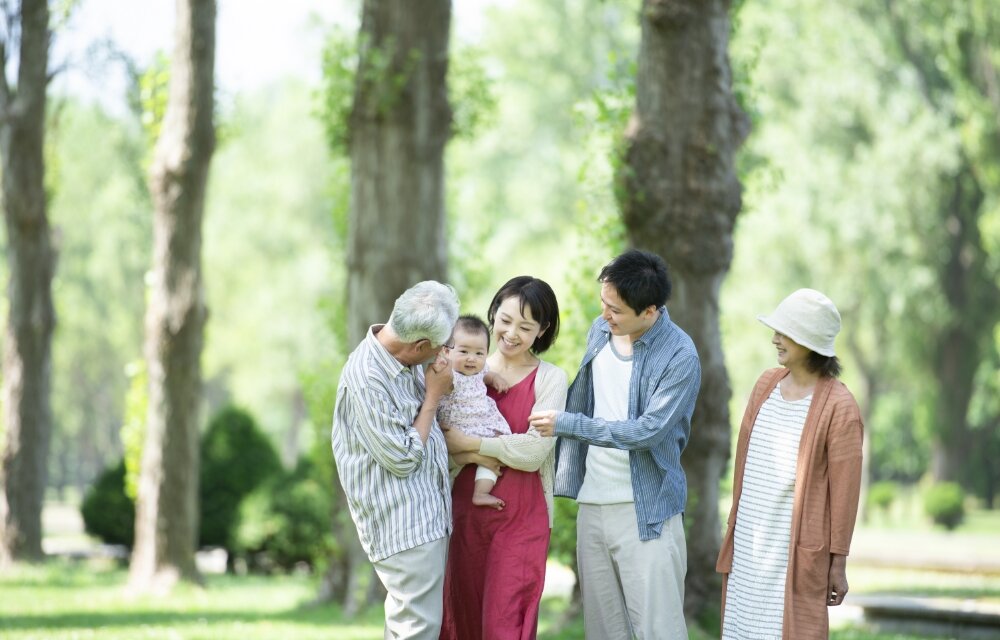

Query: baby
<box><xmin>437</xmin><ymin>314</ymin><xmax>511</xmax><ymax>510</ymax></box>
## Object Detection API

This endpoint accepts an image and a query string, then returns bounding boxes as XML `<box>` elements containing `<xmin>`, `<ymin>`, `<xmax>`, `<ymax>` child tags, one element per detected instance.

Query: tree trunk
<box><xmin>129</xmin><ymin>0</ymin><xmax>216</xmax><ymax>592</ymax></box>
<box><xmin>320</xmin><ymin>0</ymin><xmax>452</xmax><ymax>611</ymax></box>
<box><xmin>0</xmin><ymin>0</ymin><xmax>55</xmax><ymax>565</ymax></box>
<box><xmin>616</xmin><ymin>0</ymin><xmax>748</xmax><ymax>624</ymax></box>
<box><xmin>929</xmin><ymin>163</ymin><xmax>995</xmax><ymax>487</ymax></box>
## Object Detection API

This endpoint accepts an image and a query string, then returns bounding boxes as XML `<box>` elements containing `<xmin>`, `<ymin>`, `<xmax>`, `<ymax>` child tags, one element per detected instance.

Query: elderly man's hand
<box><xmin>528</xmin><ymin>410</ymin><xmax>560</xmax><ymax>437</ymax></box>
<box><xmin>424</xmin><ymin>353</ymin><xmax>453</xmax><ymax>399</ymax></box>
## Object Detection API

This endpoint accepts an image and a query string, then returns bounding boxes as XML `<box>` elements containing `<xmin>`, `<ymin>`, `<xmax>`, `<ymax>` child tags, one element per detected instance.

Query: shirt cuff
<box><xmin>554</xmin><ymin>411</ymin><xmax>575</xmax><ymax>436</ymax></box>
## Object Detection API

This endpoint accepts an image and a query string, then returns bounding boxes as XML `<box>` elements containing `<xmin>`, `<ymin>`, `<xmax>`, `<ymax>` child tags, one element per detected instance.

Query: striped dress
<box><xmin>722</xmin><ymin>386</ymin><xmax>812</xmax><ymax>639</ymax></box>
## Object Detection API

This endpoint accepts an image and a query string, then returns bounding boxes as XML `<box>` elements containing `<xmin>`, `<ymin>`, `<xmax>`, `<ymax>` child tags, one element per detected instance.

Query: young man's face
<box><xmin>600</xmin><ymin>282</ymin><xmax>656</xmax><ymax>341</ymax></box>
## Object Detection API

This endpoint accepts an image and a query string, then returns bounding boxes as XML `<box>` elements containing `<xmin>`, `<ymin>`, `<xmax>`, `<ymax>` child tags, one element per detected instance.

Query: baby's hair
<box><xmin>455</xmin><ymin>314</ymin><xmax>491</xmax><ymax>349</ymax></box>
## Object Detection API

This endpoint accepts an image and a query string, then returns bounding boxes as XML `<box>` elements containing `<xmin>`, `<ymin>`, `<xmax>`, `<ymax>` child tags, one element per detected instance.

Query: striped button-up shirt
<box><xmin>332</xmin><ymin>325</ymin><xmax>452</xmax><ymax>562</ymax></box>
<box><xmin>553</xmin><ymin>308</ymin><xmax>701</xmax><ymax>540</ymax></box>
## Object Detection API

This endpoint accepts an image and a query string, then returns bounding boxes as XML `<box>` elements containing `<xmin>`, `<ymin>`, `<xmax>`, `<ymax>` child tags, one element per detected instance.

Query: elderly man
<box><xmin>332</xmin><ymin>280</ymin><xmax>459</xmax><ymax>640</ymax></box>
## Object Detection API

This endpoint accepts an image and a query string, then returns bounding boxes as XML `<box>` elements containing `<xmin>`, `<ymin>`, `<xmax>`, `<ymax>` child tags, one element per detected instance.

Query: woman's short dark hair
<box><xmin>455</xmin><ymin>314</ymin><xmax>491</xmax><ymax>349</ymax></box>
<box><xmin>487</xmin><ymin>276</ymin><xmax>560</xmax><ymax>354</ymax></box>
<box><xmin>598</xmin><ymin>249</ymin><xmax>671</xmax><ymax>314</ymax></box>
<box><xmin>807</xmin><ymin>352</ymin><xmax>842</xmax><ymax>378</ymax></box>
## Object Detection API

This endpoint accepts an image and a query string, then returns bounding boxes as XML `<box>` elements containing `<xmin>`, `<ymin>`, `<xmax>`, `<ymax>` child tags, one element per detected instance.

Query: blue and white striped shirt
<box><xmin>553</xmin><ymin>308</ymin><xmax>701</xmax><ymax>540</ymax></box>
<box><xmin>332</xmin><ymin>325</ymin><xmax>452</xmax><ymax>562</ymax></box>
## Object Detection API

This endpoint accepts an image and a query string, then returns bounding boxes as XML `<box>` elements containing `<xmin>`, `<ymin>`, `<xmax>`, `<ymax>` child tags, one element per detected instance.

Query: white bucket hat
<box><xmin>757</xmin><ymin>288</ymin><xmax>841</xmax><ymax>357</ymax></box>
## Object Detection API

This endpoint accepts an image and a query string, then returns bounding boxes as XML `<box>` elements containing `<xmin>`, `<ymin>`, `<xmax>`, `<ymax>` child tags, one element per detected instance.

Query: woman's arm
<box><xmin>478</xmin><ymin>362</ymin><xmax>568</xmax><ymax>471</ymax></box>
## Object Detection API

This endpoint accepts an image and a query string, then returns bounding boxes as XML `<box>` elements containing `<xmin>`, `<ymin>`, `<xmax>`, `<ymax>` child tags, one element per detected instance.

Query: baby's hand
<box><xmin>484</xmin><ymin>371</ymin><xmax>510</xmax><ymax>393</ymax></box>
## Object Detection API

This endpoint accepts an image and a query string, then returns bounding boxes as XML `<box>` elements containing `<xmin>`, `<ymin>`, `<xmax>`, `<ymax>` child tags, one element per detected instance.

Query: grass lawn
<box><xmin>0</xmin><ymin>560</ymin><xmax>384</xmax><ymax>640</ymax></box>
<box><xmin>12</xmin><ymin>498</ymin><xmax>995</xmax><ymax>639</ymax></box>
<box><xmin>2</xmin><ymin>558</ymin><xmax>988</xmax><ymax>640</ymax></box>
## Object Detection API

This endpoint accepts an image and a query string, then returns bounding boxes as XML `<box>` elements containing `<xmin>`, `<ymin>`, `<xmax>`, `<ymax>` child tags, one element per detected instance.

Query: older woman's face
<box><xmin>492</xmin><ymin>295</ymin><xmax>543</xmax><ymax>359</ymax></box>
<box><xmin>772</xmin><ymin>331</ymin><xmax>811</xmax><ymax>370</ymax></box>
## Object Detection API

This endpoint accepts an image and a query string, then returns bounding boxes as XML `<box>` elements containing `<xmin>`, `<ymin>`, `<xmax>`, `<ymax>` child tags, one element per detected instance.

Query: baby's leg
<box><xmin>472</xmin><ymin>465</ymin><xmax>504</xmax><ymax>510</ymax></box>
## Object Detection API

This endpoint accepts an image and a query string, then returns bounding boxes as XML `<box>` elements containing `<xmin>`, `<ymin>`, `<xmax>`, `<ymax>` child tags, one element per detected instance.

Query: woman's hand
<box><xmin>442</xmin><ymin>425</ymin><xmax>481</xmax><ymax>454</ymax></box>
<box><xmin>452</xmin><ymin>452</ymin><xmax>502</xmax><ymax>476</ymax></box>
<box><xmin>827</xmin><ymin>553</ymin><xmax>848</xmax><ymax>606</ymax></box>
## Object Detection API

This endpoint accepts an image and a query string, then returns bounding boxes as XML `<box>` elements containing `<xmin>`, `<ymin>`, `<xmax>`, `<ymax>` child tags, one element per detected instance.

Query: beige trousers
<box><xmin>577</xmin><ymin>504</ymin><xmax>688</xmax><ymax>639</ymax></box>
<box><xmin>372</xmin><ymin>536</ymin><xmax>449</xmax><ymax>640</ymax></box>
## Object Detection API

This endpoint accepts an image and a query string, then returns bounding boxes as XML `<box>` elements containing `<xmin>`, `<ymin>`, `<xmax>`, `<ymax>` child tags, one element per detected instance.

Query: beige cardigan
<box><xmin>478</xmin><ymin>359</ymin><xmax>568</xmax><ymax>527</ymax></box>
<box><xmin>717</xmin><ymin>368</ymin><xmax>864</xmax><ymax>640</ymax></box>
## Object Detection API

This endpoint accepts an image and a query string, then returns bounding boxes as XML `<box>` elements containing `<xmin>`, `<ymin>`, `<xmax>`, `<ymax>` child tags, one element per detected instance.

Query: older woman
<box><xmin>717</xmin><ymin>289</ymin><xmax>864</xmax><ymax>640</ymax></box>
<box><xmin>439</xmin><ymin>276</ymin><xmax>568</xmax><ymax>640</ymax></box>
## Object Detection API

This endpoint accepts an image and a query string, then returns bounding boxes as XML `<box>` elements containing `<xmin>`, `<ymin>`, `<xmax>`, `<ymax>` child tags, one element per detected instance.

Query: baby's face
<box><xmin>447</xmin><ymin>329</ymin><xmax>489</xmax><ymax>376</ymax></box>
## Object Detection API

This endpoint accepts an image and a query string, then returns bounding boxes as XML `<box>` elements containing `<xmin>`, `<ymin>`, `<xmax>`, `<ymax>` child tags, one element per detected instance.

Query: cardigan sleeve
<box><xmin>827</xmin><ymin>394</ymin><xmax>864</xmax><ymax>555</ymax></box>
<box><xmin>478</xmin><ymin>361</ymin><xmax>567</xmax><ymax>472</ymax></box>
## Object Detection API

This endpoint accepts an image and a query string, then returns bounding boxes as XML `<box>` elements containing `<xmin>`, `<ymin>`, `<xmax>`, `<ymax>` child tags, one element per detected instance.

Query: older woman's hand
<box><xmin>528</xmin><ymin>410</ymin><xmax>560</xmax><ymax>437</ymax></box>
<box><xmin>827</xmin><ymin>554</ymin><xmax>849</xmax><ymax>606</ymax></box>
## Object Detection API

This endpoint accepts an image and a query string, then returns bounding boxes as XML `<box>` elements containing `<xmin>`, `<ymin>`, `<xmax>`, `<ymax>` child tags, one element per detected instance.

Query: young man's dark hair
<box><xmin>597</xmin><ymin>249</ymin><xmax>671</xmax><ymax>314</ymax></box>
<box><xmin>455</xmin><ymin>314</ymin><xmax>491</xmax><ymax>349</ymax></box>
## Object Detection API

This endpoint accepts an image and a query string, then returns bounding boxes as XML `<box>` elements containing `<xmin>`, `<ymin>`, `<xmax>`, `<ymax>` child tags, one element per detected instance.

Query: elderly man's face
<box><xmin>405</xmin><ymin>337</ymin><xmax>452</xmax><ymax>367</ymax></box>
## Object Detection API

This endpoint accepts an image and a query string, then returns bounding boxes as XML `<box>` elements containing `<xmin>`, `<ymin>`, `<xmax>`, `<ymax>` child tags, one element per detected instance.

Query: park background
<box><xmin>1</xmin><ymin>0</ymin><xmax>999</xmax><ymax>638</ymax></box>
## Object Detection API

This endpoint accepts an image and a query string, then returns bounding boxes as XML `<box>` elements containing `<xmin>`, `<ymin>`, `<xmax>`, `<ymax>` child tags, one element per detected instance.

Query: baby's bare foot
<box><xmin>472</xmin><ymin>492</ymin><xmax>505</xmax><ymax>510</ymax></box>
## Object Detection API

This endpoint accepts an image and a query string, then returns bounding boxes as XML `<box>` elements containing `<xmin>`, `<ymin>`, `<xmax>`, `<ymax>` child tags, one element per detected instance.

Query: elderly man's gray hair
<box><xmin>388</xmin><ymin>281</ymin><xmax>460</xmax><ymax>346</ymax></box>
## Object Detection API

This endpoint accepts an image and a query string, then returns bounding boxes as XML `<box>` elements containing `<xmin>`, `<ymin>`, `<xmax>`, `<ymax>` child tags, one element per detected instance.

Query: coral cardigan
<box><xmin>716</xmin><ymin>368</ymin><xmax>864</xmax><ymax>640</ymax></box>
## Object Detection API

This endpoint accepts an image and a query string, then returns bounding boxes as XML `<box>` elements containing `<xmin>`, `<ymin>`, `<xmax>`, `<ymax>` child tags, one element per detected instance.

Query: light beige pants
<box><xmin>372</xmin><ymin>536</ymin><xmax>449</xmax><ymax>640</ymax></box>
<box><xmin>577</xmin><ymin>504</ymin><xmax>688</xmax><ymax>639</ymax></box>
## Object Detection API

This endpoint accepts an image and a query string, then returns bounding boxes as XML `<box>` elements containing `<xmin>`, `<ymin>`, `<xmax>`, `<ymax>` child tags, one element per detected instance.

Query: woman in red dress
<box><xmin>440</xmin><ymin>276</ymin><xmax>568</xmax><ymax>640</ymax></box>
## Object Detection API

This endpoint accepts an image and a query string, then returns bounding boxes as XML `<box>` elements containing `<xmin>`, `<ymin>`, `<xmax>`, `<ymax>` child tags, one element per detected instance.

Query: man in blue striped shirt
<box><xmin>332</xmin><ymin>281</ymin><xmax>459</xmax><ymax>640</ymax></box>
<box><xmin>530</xmin><ymin>250</ymin><xmax>701</xmax><ymax>639</ymax></box>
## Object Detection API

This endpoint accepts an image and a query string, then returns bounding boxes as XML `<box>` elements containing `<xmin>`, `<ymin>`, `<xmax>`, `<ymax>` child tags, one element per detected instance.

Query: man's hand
<box><xmin>828</xmin><ymin>554</ymin><xmax>849</xmax><ymax>606</ymax></box>
<box><xmin>424</xmin><ymin>352</ymin><xmax>452</xmax><ymax>401</ymax></box>
<box><xmin>528</xmin><ymin>410</ymin><xmax>559</xmax><ymax>437</ymax></box>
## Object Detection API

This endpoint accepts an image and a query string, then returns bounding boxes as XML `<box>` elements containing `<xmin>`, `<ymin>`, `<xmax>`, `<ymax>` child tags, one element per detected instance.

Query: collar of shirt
<box><xmin>365</xmin><ymin>324</ymin><xmax>415</xmax><ymax>380</ymax></box>
<box><xmin>595</xmin><ymin>306</ymin><xmax>671</xmax><ymax>348</ymax></box>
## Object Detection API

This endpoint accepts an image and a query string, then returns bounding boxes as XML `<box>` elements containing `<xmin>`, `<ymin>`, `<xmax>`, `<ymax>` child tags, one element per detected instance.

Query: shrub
<box><xmin>867</xmin><ymin>481</ymin><xmax>898</xmax><ymax>514</ymax></box>
<box><xmin>923</xmin><ymin>482</ymin><xmax>965</xmax><ymax>530</ymax></box>
<box><xmin>81</xmin><ymin>459</ymin><xmax>135</xmax><ymax>547</ymax></box>
<box><xmin>234</xmin><ymin>458</ymin><xmax>334</xmax><ymax>572</ymax></box>
<box><xmin>200</xmin><ymin>406</ymin><xmax>282</xmax><ymax>549</ymax></box>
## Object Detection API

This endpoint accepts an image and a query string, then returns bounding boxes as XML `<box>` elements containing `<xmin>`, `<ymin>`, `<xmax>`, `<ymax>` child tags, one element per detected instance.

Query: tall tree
<box><xmin>319</xmin><ymin>0</ymin><xmax>452</xmax><ymax>613</ymax></box>
<box><xmin>616</xmin><ymin>0</ymin><xmax>749</xmax><ymax>622</ymax></box>
<box><xmin>0</xmin><ymin>0</ymin><xmax>55</xmax><ymax>564</ymax></box>
<box><xmin>879</xmin><ymin>0</ymin><xmax>1000</xmax><ymax>488</ymax></box>
<box><xmin>129</xmin><ymin>0</ymin><xmax>216</xmax><ymax>590</ymax></box>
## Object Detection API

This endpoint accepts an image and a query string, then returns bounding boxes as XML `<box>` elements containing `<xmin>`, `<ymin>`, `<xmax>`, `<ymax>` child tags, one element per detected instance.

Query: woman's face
<box><xmin>492</xmin><ymin>295</ymin><xmax>544</xmax><ymax>359</ymax></box>
<box><xmin>772</xmin><ymin>332</ymin><xmax>811</xmax><ymax>370</ymax></box>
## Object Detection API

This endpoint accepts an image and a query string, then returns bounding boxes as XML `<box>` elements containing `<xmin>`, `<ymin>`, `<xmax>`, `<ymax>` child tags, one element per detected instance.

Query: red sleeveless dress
<box><xmin>440</xmin><ymin>367</ymin><xmax>550</xmax><ymax>640</ymax></box>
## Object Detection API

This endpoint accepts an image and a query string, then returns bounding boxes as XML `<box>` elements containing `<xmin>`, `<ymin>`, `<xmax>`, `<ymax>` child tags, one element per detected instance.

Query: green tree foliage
<box><xmin>923</xmin><ymin>482</ymin><xmax>966</xmax><ymax>530</ymax></box>
<box><xmin>80</xmin><ymin>460</ymin><xmax>135</xmax><ymax>547</ymax></box>
<box><xmin>121</xmin><ymin>361</ymin><xmax>147</xmax><ymax>499</ymax></box>
<box><xmin>234</xmin><ymin>458</ymin><xmax>334</xmax><ymax>572</ymax></box>
<box><xmin>444</xmin><ymin>0</ymin><xmax>637</xmax><ymax>313</ymax></box>
<box><xmin>868</xmin><ymin>480</ymin><xmax>899</xmax><ymax>515</ymax></box>
<box><xmin>728</xmin><ymin>0</ymin><xmax>1000</xmax><ymax>499</ymax></box>
<box><xmin>199</xmin><ymin>407</ymin><xmax>282</xmax><ymax>549</ymax></box>
<box><xmin>201</xmin><ymin>79</ymin><xmax>339</xmax><ymax>454</ymax></box>
<box><xmin>46</xmin><ymin>101</ymin><xmax>151</xmax><ymax>493</ymax></box>
<box><xmin>83</xmin><ymin>406</ymin><xmax>282</xmax><ymax>552</ymax></box>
